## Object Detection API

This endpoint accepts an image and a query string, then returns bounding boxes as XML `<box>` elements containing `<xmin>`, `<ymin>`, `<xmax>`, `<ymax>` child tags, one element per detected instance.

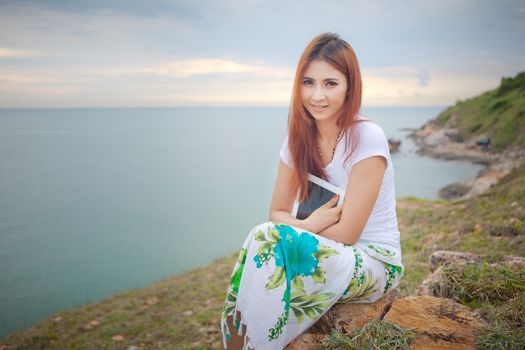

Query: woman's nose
<box><xmin>312</xmin><ymin>86</ymin><xmax>325</xmax><ymax>101</ymax></box>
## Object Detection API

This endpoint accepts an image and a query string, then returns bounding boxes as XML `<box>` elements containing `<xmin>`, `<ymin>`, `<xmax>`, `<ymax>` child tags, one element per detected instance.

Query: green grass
<box><xmin>475</xmin><ymin>294</ymin><xmax>525</xmax><ymax>350</ymax></box>
<box><xmin>427</xmin><ymin>262</ymin><xmax>525</xmax><ymax>308</ymax></box>
<box><xmin>477</xmin><ymin>320</ymin><xmax>525</xmax><ymax>350</ymax></box>
<box><xmin>433</xmin><ymin>71</ymin><xmax>525</xmax><ymax>151</ymax></box>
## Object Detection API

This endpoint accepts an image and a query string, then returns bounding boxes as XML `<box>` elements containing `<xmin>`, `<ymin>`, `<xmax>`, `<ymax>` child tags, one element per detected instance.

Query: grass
<box><xmin>1</xmin><ymin>162</ymin><xmax>524</xmax><ymax>349</ymax></box>
<box><xmin>477</xmin><ymin>320</ymin><xmax>525</xmax><ymax>350</ymax></box>
<box><xmin>428</xmin><ymin>262</ymin><xmax>525</xmax><ymax>308</ymax></box>
<box><xmin>319</xmin><ymin>320</ymin><xmax>415</xmax><ymax>350</ymax></box>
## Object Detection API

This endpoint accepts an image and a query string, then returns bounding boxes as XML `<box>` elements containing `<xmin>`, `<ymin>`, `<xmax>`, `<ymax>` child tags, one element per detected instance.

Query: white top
<box><xmin>279</xmin><ymin>115</ymin><xmax>401</xmax><ymax>251</ymax></box>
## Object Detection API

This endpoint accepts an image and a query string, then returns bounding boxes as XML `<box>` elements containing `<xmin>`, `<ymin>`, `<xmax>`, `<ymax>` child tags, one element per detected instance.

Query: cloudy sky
<box><xmin>0</xmin><ymin>0</ymin><xmax>524</xmax><ymax>108</ymax></box>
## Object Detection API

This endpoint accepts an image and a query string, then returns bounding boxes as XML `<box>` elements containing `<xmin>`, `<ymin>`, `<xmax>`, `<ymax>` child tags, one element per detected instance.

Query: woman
<box><xmin>220</xmin><ymin>32</ymin><xmax>404</xmax><ymax>350</ymax></box>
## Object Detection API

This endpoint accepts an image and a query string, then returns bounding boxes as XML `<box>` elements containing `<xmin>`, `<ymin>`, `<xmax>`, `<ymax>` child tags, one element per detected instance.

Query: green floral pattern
<box><xmin>254</xmin><ymin>223</ymin><xmax>340</xmax><ymax>342</ymax></box>
<box><xmin>367</xmin><ymin>243</ymin><xmax>395</xmax><ymax>258</ymax></box>
<box><xmin>383</xmin><ymin>262</ymin><xmax>403</xmax><ymax>293</ymax></box>
<box><xmin>221</xmin><ymin>247</ymin><xmax>248</xmax><ymax>339</ymax></box>
<box><xmin>340</xmin><ymin>247</ymin><xmax>379</xmax><ymax>301</ymax></box>
<box><xmin>220</xmin><ymin>222</ymin><xmax>404</xmax><ymax>348</ymax></box>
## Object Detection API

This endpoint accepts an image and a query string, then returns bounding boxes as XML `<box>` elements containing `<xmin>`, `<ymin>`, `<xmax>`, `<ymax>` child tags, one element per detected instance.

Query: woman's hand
<box><xmin>303</xmin><ymin>195</ymin><xmax>342</xmax><ymax>234</ymax></box>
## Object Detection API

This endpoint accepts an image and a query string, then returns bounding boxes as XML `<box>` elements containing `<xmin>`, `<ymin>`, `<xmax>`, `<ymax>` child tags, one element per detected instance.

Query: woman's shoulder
<box><xmin>341</xmin><ymin>114</ymin><xmax>390</xmax><ymax>167</ymax></box>
<box><xmin>353</xmin><ymin>114</ymin><xmax>388</xmax><ymax>141</ymax></box>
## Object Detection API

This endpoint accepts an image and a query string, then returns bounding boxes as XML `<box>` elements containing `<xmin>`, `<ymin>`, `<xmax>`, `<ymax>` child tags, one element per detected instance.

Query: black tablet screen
<box><xmin>296</xmin><ymin>182</ymin><xmax>337</xmax><ymax>220</ymax></box>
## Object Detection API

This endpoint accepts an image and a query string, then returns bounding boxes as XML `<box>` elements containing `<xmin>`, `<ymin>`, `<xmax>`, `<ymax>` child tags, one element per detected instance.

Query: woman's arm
<box><xmin>269</xmin><ymin>160</ymin><xmax>342</xmax><ymax>233</ymax></box>
<box><xmin>318</xmin><ymin>155</ymin><xmax>387</xmax><ymax>245</ymax></box>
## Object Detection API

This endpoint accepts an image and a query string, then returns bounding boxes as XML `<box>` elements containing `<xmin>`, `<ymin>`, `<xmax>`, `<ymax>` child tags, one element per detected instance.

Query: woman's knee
<box><xmin>249</xmin><ymin>221</ymin><xmax>274</xmax><ymax>238</ymax></box>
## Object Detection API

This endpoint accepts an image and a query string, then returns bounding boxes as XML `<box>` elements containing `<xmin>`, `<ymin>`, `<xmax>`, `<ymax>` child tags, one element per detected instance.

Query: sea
<box><xmin>0</xmin><ymin>106</ymin><xmax>484</xmax><ymax>339</ymax></box>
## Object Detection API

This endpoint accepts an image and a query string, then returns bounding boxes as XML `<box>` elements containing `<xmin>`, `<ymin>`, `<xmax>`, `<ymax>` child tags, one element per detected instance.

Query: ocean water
<box><xmin>0</xmin><ymin>107</ymin><xmax>483</xmax><ymax>339</ymax></box>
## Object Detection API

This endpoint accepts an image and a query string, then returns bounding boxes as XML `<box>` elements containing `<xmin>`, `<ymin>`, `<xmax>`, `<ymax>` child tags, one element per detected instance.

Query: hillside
<box><xmin>408</xmin><ymin>71</ymin><xmax>525</xmax><ymax>201</ymax></box>
<box><xmin>433</xmin><ymin>71</ymin><xmax>525</xmax><ymax>152</ymax></box>
<box><xmin>1</xmin><ymin>162</ymin><xmax>524</xmax><ymax>349</ymax></box>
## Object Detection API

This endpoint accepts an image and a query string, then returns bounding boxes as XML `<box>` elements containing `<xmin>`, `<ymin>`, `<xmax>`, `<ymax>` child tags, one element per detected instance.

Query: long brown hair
<box><xmin>288</xmin><ymin>32</ymin><xmax>365</xmax><ymax>201</ymax></box>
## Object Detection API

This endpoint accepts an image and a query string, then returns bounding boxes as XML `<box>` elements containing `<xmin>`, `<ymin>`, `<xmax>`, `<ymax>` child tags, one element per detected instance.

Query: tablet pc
<box><xmin>291</xmin><ymin>174</ymin><xmax>346</xmax><ymax>220</ymax></box>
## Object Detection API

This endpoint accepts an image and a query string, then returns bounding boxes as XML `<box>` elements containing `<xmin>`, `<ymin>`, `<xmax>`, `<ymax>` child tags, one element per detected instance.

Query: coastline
<box><xmin>408</xmin><ymin>118</ymin><xmax>525</xmax><ymax>200</ymax></box>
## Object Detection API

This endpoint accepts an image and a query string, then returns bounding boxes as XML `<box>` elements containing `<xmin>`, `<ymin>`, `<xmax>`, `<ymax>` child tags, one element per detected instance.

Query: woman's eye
<box><xmin>303</xmin><ymin>80</ymin><xmax>313</xmax><ymax>86</ymax></box>
<box><xmin>327</xmin><ymin>81</ymin><xmax>338</xmax><ymax>87</ymax></box>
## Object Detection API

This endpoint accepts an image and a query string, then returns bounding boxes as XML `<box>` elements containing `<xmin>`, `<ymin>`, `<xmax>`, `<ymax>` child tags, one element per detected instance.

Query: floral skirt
<box><xmin>220</xmin><ymin>221</ymin><xmax>404</xmax><ymax>350</ymax></box>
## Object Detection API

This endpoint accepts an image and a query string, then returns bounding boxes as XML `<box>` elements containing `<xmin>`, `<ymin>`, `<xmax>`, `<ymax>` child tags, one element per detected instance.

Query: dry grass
<box><xmin>320</xmin><ymin>320</ymin><xmax>415</xmax><ymax>350</ymax></box>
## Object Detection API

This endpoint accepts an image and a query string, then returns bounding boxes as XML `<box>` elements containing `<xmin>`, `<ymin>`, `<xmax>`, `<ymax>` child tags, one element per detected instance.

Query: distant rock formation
<box><xmin>388</xmin><ymin>138</ymin><xmax>401</xmax><ymax>153</ymax></box>
<box><xmin>406</xmin><ymin>71</ymin><xmax>525</xmax><ymax>200</ymax></box>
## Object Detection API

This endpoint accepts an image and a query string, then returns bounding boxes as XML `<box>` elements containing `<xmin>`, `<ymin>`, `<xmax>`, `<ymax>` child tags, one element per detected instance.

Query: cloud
<box><xmin>0</xmin><ymin>0</ymin><xmax>524</xmax><ymax>107</ymax></box>
<box><xmin>0</xmin><ymin>57</ymin><xmax>294</xmax><ymax>107</ymax></box>
<box><xmin>99</xmin><ymin>59</ymin><xmax>294</xmax><ymax>79</ymax></box>
<box><xmin>0</xmin><ymin>48</ymin><xmax>39</xmax><ymax>58</ymax></box>
<box><xmin>362</xmin><ymin>66</ymin><xmax>501</xmax><ymax>106</ymax></box>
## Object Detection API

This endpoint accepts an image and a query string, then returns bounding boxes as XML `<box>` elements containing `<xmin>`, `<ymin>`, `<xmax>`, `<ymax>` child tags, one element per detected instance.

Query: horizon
<box><xmin>0</xmin><ymin>104</ymin><xmax>448</xmax><ymax>110</ymax></box>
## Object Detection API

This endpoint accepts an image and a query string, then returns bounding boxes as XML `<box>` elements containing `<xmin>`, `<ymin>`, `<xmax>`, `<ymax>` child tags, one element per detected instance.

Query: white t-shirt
<box><xmin>279</xmin><ymin>115</ymin><xmax>401</xmax><ymax>251</ymax></box>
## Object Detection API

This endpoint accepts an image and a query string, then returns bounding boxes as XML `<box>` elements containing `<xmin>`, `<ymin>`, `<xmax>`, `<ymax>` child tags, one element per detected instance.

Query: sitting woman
<box><xmin>220</xmin><ymin>32</ymin><xmax>404</xmax><ymax>350</ymax></box>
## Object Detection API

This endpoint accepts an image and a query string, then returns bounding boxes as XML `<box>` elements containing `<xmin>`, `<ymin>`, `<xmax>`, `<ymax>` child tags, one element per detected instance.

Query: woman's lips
<box><xmin>311</xmin><ymin>104</ymin><xmax>328</xmax><ymax>112</ymax></box>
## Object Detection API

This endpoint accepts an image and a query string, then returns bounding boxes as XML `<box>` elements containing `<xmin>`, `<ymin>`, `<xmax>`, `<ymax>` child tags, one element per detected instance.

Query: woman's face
<box><xmin>301</xmin><ymin>59</ymin><xmax>348</xmax><ymax>124</ymax></box>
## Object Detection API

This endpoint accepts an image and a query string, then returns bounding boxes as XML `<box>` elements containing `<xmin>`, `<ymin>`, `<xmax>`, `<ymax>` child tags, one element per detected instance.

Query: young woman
<box><xmin>220</xmin><ymin>32</ymin><xmax>404</xmax><ymax>350</ymax></box>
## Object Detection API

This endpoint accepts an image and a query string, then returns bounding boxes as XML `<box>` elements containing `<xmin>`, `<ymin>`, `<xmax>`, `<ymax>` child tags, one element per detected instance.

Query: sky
<box><xmin>0</xmin><ymin>0</ymin><xmax>524</xmax><ymax>108</ymax></box>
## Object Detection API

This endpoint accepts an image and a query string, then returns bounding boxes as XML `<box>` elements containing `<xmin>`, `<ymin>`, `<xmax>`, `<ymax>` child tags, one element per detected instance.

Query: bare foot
<box><xmin>221</xmin><ymin>311</ymin><xmax>247</xmax><ymax>350</ymax></box>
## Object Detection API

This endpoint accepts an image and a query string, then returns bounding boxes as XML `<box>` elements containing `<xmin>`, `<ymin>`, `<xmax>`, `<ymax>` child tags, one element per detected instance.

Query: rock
<box><xmin>438</xmin><ymin>182</ymin><xmax>472</xmax><ymax>200</ymax></box>
<box><xmin>383</xmin><ymin>295</ymin><xmax>488</xmax><ymax>349</ymax></box>
<box><xmin>388</xmin><ymin>138</ymin><xmax>401</xmax><ymax>153</ymax></box>
<box><xmin>309</xmin><ymin>289</ymin><xmax>399</xmax><ymax>335</ymax></box>
<box><xmin>146</xmin><ymin>297</ymin><xmax>158</xmax><ymax>305</ymax></box>
<box><xmin>508</xmin><ymin>217</ymin><xmax>519</xmax><ymax>225</ymax></box>
<box><xmin>81</xmin><ymin>319</ymin><xmax>100</xmax><ymax>331</ymax></box>
<box><xmin>427</xmin><ymin>250</ymin><xmax>525</xmax><ymax>273</ymax></box>
<box><xmin>511</xmin><ymin>201</ymin><xmax>519</xmax><ymax>207</ymax></box>
<box><xmin>126</xmin><ymin>346</ymin><xmax>139</xmax><ymax>350</ymax></box>
<box><xmin>445</xmin><ymin>130</ymin><xmax>464</xmax><ymax>143</ymax></box>
<box><xmin>500</xmin><ymin>255</ymin><xmax>525</xmax><ymax>268</ymax></box>
<box><xmin>283</xmin><ymin>290</ymin><xmax>398</xmax><ymax>349</ymax></box>
<box><xmin>182</xmin><ymin>310</ymin><xmax>193</xmax><ymax>316</ymax></box>
<box><xmin>428</xmin><ymin>251</ymin><xmax>481</xmax><ymax>272</ymax></box>
<box><xmin>53</xmin><ymin>316</ymin><xmax>62</xmax><ymax>323</ymax></box>
<box><xmin>285</xmin><ymin>333</ymin><xmax>327</xmax><ymax>350</ymax></box>
<box><xmin>112</xmin><ymin>335</ymin><xmax>124</xmax><ymax>342</ymax></box>
<box><xmin>417</xmin><ymin>266</ymin><xmax>446</xmax><ymax>296</ymax></box>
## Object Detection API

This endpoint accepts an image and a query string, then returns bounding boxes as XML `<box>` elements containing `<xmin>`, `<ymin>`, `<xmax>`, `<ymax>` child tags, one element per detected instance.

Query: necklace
<box><xmin>317</xmin><ymin>128</ymin><xmax>344</xmax><ymax>166</ymax></box>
